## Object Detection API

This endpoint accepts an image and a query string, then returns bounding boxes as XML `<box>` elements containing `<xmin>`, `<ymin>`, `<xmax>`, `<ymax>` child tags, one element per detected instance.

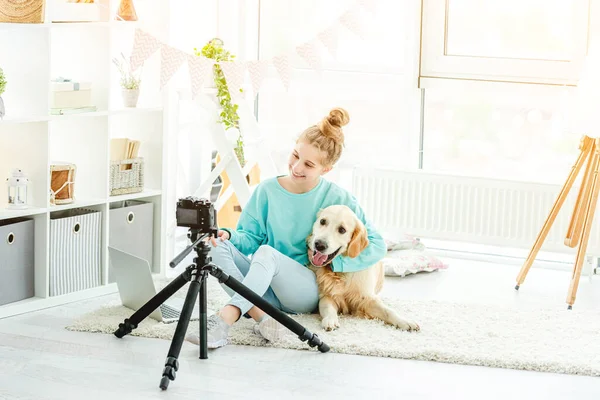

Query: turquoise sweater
<box><xmin>221</xmin><ymin>176</ymin><xmax>386</xmax><ymax>273</ymax></box>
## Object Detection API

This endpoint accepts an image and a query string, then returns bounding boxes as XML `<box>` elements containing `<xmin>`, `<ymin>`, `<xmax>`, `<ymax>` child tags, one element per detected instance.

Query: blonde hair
<box><xmin>298</xmin><ymin>107</ymin><xmax>350</xmax><ymax>167</ymax></box>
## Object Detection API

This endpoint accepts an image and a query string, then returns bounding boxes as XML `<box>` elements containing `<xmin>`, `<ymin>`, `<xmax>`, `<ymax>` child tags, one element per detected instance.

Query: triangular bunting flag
<box><xmin>160</xmin><ymin>44</ymin><xmax>187</xmax><ymax>89</ymax></box>
<box><xmin>356</xmin><ymin>0</ymin><xmax>377</xmax><ymax>15</ymax></box>
<box><xmin>220</xmin><ymin>61</ymin><xmax>247</xmax><ymax>100</ymax></box>
<box><xmin>130</xmin><ymin>28</ymin><xmax>161</xmax><ymax>72</ymax></box>
<box><xmin>296</xmin><ymin>40</ymin><xmax>322</xmax><ymax>71</ymax></box>
<box><xmin>272</xmin><ymin>54</ymin><xmax>292</xmax><ymax>91</ymax></box>
<box><xmin>317</xmin><ymin>25</ymin><xmax>339</xmax><ymax>59</ymax></box>
<box><xmin>339</xmin><ymin>10</ymin><xmax>366</xmax><ymax>39</ymax></box>
<box><xmin>188</xmin><ymin>55</ymin><xmax>213</xmax><ymax>98</ymax></box>
<box><xmin>246</xmin><ymin>60</ymin><xmax>269</xmax><ymax>96</ymax></box>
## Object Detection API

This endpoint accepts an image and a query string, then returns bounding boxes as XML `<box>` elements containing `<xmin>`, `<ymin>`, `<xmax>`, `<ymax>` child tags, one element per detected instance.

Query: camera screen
<box><xmin>177</xmin><ymin>208</ymin><xmax>198</xmax><ymax>224</ymax></box>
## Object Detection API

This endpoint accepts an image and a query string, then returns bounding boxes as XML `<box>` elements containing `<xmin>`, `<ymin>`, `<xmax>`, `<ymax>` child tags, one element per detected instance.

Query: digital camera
<box><xmin>175</xmin><ymin>196</ymin><xmax>218</xmax><ymax>236</ymax></box>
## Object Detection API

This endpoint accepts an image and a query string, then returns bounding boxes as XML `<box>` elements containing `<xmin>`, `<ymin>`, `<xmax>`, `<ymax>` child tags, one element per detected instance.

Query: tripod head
<box><xmin>169</xmin><ymin>196</ymin><xmax>218</xmax><ymax>269</ymax></box>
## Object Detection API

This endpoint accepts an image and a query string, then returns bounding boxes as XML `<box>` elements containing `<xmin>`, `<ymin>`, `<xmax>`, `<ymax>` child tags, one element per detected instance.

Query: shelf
<box><xmin>1</xmin><ymin>107</ymin><xmax>163</xmax><ymax>125</ymax></box>
<box><xmin>0</xmin><ymin>207</ymin><xmax>47</xmax><ymax>221</ymax></box>
<box><xmin>0</xmin><ymin>115</ymin><xmax>50</xmax><ymax>125</ymax></box>
<box><xmin>0</xmin><ymin>283</ymin><xmax>119</xmax><ymax>320</ymax></box>
<box><xmin>110</xmin><ymin>106</ymin><xmax>163</xmax><ymax>115</ymax></box>
<box><xmin>108</xmin><ymin>189</ymin><xmax>163</xmax><ymax>203</ymax></box>
<box><xmin>49</xmin><ymin>110</ymin><xmax>110</xmax><ymax>119</ymax></box>
<box><xmin>48</xmin><ymin>198</ymin><xmax>107</xmax><ymax>212</ymax></box>
<box><xmin>0</xmin><ymin>0</ymin><xmax>169</xmax><ymax>321</ymax></box>
<box><xmin>0</xmin><ymin>21</ymin><xmax>139</xmax><ymax>31</ymax></box>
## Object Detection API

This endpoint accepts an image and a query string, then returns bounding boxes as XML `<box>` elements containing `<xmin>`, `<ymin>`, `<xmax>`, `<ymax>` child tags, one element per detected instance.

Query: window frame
<box><xmin>419</xmin><ymin>0</ymin><xmax>591</xmax><ymax>86</ymax></box>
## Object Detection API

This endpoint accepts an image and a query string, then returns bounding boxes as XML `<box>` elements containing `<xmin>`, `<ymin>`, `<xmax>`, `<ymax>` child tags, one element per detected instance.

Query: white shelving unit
<box><xmin>0</xmin><ymin>0</ymin><xmax>170</xmax><ymax>319</ymax></box>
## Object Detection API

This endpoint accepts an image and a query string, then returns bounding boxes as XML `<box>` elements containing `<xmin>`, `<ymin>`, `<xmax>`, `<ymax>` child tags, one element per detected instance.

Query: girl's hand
<box><xmin>210</xmin><ymin>229</ymin><xmax>230</xmax><ymax>246</ymax></box>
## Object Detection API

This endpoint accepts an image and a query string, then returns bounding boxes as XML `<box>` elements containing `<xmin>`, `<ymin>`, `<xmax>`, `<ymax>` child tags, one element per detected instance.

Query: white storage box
<box><xmin>50</xmin><ymin>80</ymin><xmax>93</xmax><ymax>110</ymax></box>
<box><xmin>52</xmin><ymin>1</ymin><xmax>102</xmax><ymax>22</ymax></box>
<box><xmin>0</xmin><ymin>218</ymin><xmax>34</xmax><ymax>306</ymax></box>
<box><xmin>108</xmin><ymin>200</ymin><xmax>154</xmax><ymax>283</ymax></box>
<box><xmin>49</xmin><ymin>208</ymin><xmax>102</xmax><ymax>296</ymax></box>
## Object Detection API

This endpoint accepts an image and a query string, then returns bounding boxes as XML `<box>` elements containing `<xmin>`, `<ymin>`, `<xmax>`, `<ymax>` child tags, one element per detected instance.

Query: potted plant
<box><xmin>194</xmin><ymin>38</ymin><xmax>245</xmax><ymax>166</ymax></box>
<box><xmin>113</xmin><ymin>53</ymin><xmax>141</xmax><ymax>108</ymax></box>
<box><xmin>0</xmin><ymin>67</ymin><xmax>6</xmax><ymax>119</ymax></box>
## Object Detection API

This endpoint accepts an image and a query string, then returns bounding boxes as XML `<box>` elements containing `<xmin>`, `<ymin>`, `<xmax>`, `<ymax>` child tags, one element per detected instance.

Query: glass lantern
<box><xmin>6</xmin><ymin>168</ymin><xmax>29</xmax><ymax>209</ymax></box>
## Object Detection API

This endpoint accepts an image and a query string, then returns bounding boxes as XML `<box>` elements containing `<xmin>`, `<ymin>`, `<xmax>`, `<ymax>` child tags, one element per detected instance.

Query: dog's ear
<box><xmin>305</xmin><ymin>232</ymin><xmax>313</xmax><ymax>247</ymax></box>
<box><xmin>347</xmin><ymin>221</ymin><xmax>369</xmax><ymax>258</ymax></box>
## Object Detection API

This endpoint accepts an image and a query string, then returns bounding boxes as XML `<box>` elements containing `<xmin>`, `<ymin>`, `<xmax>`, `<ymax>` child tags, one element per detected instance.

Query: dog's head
<box><xmin>306</xmin><ymin>205</ymin><xmax>369</xmax><ymax>267</ymax></box>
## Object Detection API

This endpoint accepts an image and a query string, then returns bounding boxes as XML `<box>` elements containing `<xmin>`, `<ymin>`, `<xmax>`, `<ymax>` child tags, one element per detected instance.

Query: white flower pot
<box><xmin>122</xmin><ymin>89</ymin><xmax>139</xmax><ymax>108</ymax></box>
<box><xmin>0</xmin><ymin>96</ymin><xmax>5</xmax><ymax>119</ymax></box>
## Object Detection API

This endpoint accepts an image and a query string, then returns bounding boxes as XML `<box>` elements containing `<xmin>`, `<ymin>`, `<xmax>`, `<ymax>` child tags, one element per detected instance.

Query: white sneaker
<box><xmin>253</xmin><ymin>315</ymin><xmax>286</xmax><ymax>342</ymax></box>
<box><xmin>186</xmin><ymin>314</ymin><xmax>230</xmax><ymax>349</ymax></box>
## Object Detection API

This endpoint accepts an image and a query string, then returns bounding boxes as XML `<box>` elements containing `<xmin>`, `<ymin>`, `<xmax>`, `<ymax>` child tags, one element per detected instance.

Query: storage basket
<box><xmin>0</xmin><ymin>217</ymin><xmax>34</xmax><ymax>305</ymax></box>
<box><xmin>108</xmin><ymin>200</ymin><xmax>154</xmax><ymax>283</ymax></box>
<box><xmin>49</xmin><ymin>207</ymin><xmax>102</xmax><ymax>296</ymax></box>
<box><xmin>0</xmin><ymin>0</ymin><xmax>45</xmax><ymax>23</ymax></box>
<box><xmin>110</xmin><ymin>157</ymin><xmax>144</xmax><ymax>196</ymax></box>
<box><xmin>50</xmin><ymin>163</ymin><xmax>76</xmax><ymax>205</ymax></box>
<box><xmin>52</xmin><ymin>0</ymin><xmax>101</xmax><ymax>22</ymax></box>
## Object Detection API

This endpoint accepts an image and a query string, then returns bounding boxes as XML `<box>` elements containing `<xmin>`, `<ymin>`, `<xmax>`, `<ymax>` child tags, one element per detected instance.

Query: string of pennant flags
<box><xmin>129</xmin><ymin>0</ymin><xmax>377</xmax><ymax>99</ymax></box>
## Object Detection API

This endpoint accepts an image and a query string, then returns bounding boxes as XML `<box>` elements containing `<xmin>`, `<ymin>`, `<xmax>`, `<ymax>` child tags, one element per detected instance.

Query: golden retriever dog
<box><xmin>306</xmin><ymin>205</ymin><xmax>420</xmax><ymax>332</ymax></box>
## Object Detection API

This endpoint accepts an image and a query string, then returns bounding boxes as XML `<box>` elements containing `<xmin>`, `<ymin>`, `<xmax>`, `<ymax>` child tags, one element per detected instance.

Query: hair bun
<box><xmin>318</xmin><ymin>107</ymin><xmax>349</xmax><ymax>145</ymax></box>
<box><xmin>327</xmin><ymin>107</ymin><xmax>350</xmax><ymax>128</ymax></box>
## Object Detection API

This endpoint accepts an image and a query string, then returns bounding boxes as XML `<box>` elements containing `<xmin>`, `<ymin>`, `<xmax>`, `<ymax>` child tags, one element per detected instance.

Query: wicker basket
<box><xmin>110</xmin><ymin>157</ymin><xmax>144</xmax><ymax>196</ymax></box>
<box><xmin>0</xmin><ymin>0</ymin><xmax>45</xmax><ymax>23</ymax></box>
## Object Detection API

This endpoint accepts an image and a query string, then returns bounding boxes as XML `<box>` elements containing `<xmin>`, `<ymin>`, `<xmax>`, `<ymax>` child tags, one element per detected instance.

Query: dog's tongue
<box><xmin>312</xmin><ymin>250</ymin><xmax>328</xmax><ymax>266</ymax></box>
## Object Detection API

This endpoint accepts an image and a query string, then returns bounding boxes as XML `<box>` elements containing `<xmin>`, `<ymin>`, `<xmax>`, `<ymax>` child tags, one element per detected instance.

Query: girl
<box><xmin>186</xmin><ymin>107</ymin><xmax>387</xmax><ymax>348</ymax></box>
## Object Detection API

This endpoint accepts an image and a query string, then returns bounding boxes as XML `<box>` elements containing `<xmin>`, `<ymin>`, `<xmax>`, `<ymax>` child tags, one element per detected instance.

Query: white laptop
<box><xmin>108</xmin><ymin>247</ymin><xmax>196</xmax><ymax>323</ymax></box>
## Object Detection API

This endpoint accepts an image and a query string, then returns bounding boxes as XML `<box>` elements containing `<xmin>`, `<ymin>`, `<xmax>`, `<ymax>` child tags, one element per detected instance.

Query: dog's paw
<box><xmin>321</xmin><ymin>315</ymin><xmax>340</xmax><ymax>331</ymax></box>
<box><xmin>393</xmin><ymin>318</ymin><xmax>420</xmax><ymax>332</ymax></box>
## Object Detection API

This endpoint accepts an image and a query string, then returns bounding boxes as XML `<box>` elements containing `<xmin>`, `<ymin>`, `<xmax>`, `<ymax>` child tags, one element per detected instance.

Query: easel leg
<box><xmin>516</xmin><ymin>136</ymin><xmax>594</xmax><ymax>289</ymax></box>
<box><xmin>565</xmin><ymin>145</ymin><xmax>596</xmax><ymax>248</ymax></box>
<box><xmin>567</xmin><ymin>141</ymin><xmax>600</xmax><ymax>309</ymax></box>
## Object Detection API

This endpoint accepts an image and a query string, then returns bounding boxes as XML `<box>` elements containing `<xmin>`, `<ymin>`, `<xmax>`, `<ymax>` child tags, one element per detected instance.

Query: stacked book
<box><xmin>110</xmin><ymin>138</ymin><xmax>141</xmax><ymax>170</ymax></box>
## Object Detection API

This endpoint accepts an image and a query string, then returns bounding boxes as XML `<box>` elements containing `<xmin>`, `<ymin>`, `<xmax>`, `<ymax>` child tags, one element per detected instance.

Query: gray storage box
<box><xmin>0</xmin><ymin>218</ymin><xmax>34</xmax><ymax>306</ymax></box>
<box><xmin>108</xmin><ymin>200</ymin><xmax>154</xmax><ymax>283</ymax></box>
<box><xmin>49</xmin><ymin>208</ymin><xmax>102</xmax><ymax>296</ymax></box>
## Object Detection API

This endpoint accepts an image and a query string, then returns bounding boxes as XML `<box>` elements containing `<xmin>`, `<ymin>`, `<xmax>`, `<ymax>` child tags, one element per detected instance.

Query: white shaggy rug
<box><xmin>66</xmin><ymin>278</ymin><xmax>600</xmax><ymax>377</ymax></box>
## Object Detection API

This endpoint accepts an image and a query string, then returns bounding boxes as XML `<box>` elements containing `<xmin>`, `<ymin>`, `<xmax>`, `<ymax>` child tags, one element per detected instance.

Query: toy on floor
<box><xmin>382</xmin><ymin>234</ymin><xmax>448</xmax><ymax>277</ymax></box>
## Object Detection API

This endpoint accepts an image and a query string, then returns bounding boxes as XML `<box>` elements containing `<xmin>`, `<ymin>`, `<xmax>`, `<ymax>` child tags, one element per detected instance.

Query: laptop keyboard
<box><xmin>160</xmin><ymin>304</ymin><xmax>181</xmax><ymax>320</ymax></box>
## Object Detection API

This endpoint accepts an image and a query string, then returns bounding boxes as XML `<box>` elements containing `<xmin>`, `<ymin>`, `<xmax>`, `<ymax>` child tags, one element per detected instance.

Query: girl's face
<box><xmin>288</xmin><ymin>140</ymin><xmax>331</xmax><ymax>185</ymax></box>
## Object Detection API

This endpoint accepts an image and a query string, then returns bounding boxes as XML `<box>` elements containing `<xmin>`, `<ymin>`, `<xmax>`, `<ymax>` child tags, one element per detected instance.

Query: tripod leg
<box><xmin>206</xmin><ymin>264</ymin><xmax>330</xmax><ymax>353</ymax></box>
<box><xmin>565</xmin><ymin>146</ymin><xmax>596</xmax><ymax>247</ymax></box>
<box><xmin>516</xmin><ymin>136</ymin><xmax>593</xmax><ymax>289</ymax></box>
<box><xmin>567</xmin><ymin>141</ymin><xmax>600</xmax><ymax>309</ymax></box>
<box><xmin>199</xmin><ymin>270</ymin><xmax>208</xmax><ymax>359</ymax></box>
<box><xmin>160</xmin><ymin>269</ymin><xmax>203</xmax><ymax>390</ymax></box>
<box><xmin>114</xmin><ymin>269</ymin><xmax>191</xmax><ymax>338</ymax></box>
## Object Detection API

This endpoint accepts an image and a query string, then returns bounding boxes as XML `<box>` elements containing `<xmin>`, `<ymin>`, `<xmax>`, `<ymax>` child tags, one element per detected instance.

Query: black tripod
<box><xmin>113</xmin><ymin>229</ymin><xmax>330</xmax><ymax>391</ymax></box>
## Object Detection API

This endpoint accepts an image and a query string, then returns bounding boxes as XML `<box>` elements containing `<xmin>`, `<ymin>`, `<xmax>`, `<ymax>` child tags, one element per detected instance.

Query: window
<box><xmin>255</xmin><ymin>0</ymin><xmax>422</xmax><ymax>176</ymax></box>
<box><xmin>421</xmin><ymin>79</ymin><xmax>584</xmax><ymax>184</ymax></box>
<box><xmin>258</xmin><ymin>0</ymin><xmax>408</xmax><ymax>73</ymax></box>
<box><xmin>420</xmin><ymin>0</ymin><xmax>590</xmax><ymax>85</ymax></box>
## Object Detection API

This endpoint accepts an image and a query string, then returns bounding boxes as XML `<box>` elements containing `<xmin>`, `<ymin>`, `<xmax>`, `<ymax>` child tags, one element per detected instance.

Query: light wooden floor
<box><xmin>1</xmin><ymin>257</ymin><xmax>600</xmax><ymax>400</ymax></box>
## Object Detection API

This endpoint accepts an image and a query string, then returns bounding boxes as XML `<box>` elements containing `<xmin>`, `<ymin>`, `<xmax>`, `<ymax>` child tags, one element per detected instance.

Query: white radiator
<box><xmin>352</xmin><ymin>168</ymin><xmax>600</xmax><ymax>256</ymax></box>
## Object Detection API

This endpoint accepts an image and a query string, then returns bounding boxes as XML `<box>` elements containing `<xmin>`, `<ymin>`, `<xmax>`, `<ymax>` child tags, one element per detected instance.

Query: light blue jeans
<box><xmin>209</xmin><ymin>240</ymin><xmax>319</xmax><ymax>317</ymax></box>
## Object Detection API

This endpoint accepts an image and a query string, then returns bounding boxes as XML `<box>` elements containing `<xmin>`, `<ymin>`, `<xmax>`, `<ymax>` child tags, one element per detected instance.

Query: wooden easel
<box><xmin>516</xmin><ymin>135</ymin><xmax>600</xmax><ymax>309</ymax></box>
